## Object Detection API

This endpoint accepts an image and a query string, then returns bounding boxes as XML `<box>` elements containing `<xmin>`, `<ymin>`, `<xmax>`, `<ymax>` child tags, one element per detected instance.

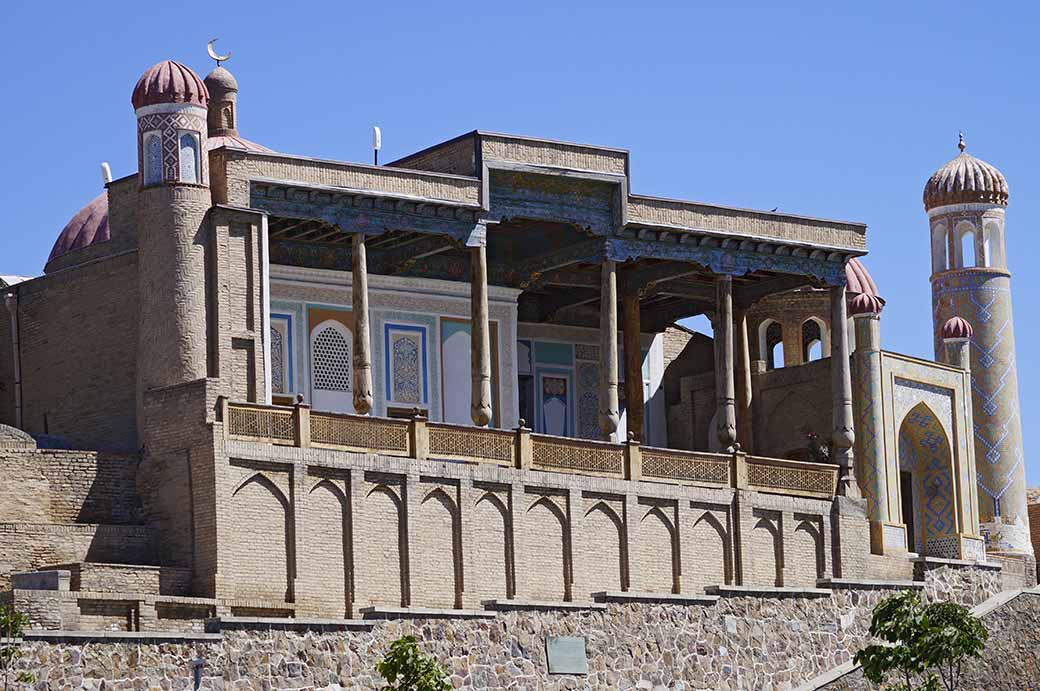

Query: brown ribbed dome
<box><xmin>924</xmin><ymin>136</ymin><xmax>1008</xmax><ymax>210</ymax></box>
<box><xmin>942</xmin><ymin>315</ymin><xmax>974</xmax><ymax>340</ymax></box>
<box><xmin>132</xmin><ymin>61</ymin><xmax>208</xmax><ymax>110</ymax></box>
<box><xmin>47</xmin><ymin>193</ymin><xmax>109</xmax><ymax>267</ymax></box>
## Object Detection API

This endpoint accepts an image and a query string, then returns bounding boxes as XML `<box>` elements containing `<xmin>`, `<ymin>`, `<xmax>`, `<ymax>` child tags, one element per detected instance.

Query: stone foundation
<box><xmin>4</xmin><ymin>566</ymin><xmax>1004</xmax><ymax>691</ymax></box>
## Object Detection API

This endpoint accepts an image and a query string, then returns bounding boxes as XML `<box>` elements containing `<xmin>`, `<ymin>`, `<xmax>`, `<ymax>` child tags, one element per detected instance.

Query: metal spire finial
<box><xmin>958</xmin><ymin>130</ymin><xmax>966</xmax><ymax>153</ymax></box>
<box><xmin>207</xmin><ymin>39</ymin><xmax>232</xmax><ymax>67</ymax></box>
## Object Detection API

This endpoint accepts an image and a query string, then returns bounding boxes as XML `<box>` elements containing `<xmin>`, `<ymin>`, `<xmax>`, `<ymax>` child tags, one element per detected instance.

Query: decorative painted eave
<box><xmin>625</xmin><ymin>194</ymin><xmax>867</xmax><ymax>253</ymax></box>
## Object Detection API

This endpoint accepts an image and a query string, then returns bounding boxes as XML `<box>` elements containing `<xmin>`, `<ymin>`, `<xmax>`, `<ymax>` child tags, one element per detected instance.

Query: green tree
<box><xmin>0</xmin><ymin>606</ymin><xmax>34</xmax><ymax>691</ymax></box>
<box><xmin>376</xmin><ymin>635</ymin><xmax>451</xmax><ymax>691</ymax></box>
<box><xmin>855</xmin><ymin>591</ymin><xmax>988</xmax><ymax>691</ymax></box>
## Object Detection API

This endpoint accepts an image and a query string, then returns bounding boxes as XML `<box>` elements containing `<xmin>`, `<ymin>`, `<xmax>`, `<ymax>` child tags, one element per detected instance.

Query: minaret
<box><xmin>131</xmin><ymin>61</ymin><xmax>211</xmax><ymax>397</ymax></box>
<box><xmin>924</xmin><ymin>133</ymin><xmax>1032</xmax><ymax>557</ymax></box>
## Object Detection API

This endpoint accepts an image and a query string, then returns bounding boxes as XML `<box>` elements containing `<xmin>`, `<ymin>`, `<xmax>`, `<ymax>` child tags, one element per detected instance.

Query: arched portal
<box><xmin>897</xmin><ymin>403</ymin><xmax>957</xmax><ymax>557</ymax></box>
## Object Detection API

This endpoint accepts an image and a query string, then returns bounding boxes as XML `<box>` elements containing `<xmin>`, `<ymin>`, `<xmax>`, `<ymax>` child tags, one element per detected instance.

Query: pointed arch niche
<box><xmin>897</xmin><ymin>402</ymin><xmax>957</xmax><ymax>558</ymax></box>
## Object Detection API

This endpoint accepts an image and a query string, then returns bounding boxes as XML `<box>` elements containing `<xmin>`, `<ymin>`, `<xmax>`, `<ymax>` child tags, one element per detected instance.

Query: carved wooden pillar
<box><xmin>715</xmin><ymin>275</ymin><xmax>738</xmax><ymax>452</ymax></box>
<box><xmin>352</xmin><ymin>233</ymin><xmax>374</xmax><ymax>414</ymax></box>
<box><xmin>735</xmin><ymin>308</ymin><xmax>754</xmax><ymax>453</ymax></box>
<box><xmin>831</xmin><ymin>284</ymin><xmax>859</xmax><ymax>496</ymax></box>
<box><xmin>470</xmin><ymin>244</ymin><xmax>493</xmax><ymax>427</ymax></box>
<box><xmin>599</xmin><ymin>260</ymin><xmax>620</xmax><ymax>439</ymax></box>
<box><xmin>622</xmin><ymin>294</ymin><xmax>645</xmax><ymax>442</ymax></box>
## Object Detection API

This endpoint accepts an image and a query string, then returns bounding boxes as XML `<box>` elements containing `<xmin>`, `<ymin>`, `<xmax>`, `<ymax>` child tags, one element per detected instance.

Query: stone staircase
<box><xmin>5</xmin><ymin>562</ymin><xmax>214</xmax><ymax>633</ymax></box>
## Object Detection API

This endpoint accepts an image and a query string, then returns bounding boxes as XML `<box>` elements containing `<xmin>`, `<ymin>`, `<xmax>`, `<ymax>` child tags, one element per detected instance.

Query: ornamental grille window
<box><xmin>312</xmin><ymin>325</ymin><xmax>351</xmax><ymax>392</ymax></box>
<box><xmin>270</xmin><ymin>326</ymin><xmax>285</xmax><ymax>394</ymax></box>
<box><xmin>143</xmin><ymin>133</ymin><xmax>162</xmax><ymax>185</ymax></box>
<box><xmin>178</xmin><ymin>132</ymin><xmax>201</xmax><ymax>183</ymax></box>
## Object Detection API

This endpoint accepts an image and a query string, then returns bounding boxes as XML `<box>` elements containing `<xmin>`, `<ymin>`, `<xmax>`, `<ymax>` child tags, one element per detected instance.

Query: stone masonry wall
<box><xmin>11</xmin><ymin>251</ymin><xmax>139</xmax><ymax>452</ymax></box>
<box><xmin>818</xmin><ymin>589</ymin><xmax>1040</xmax><ymax>691</ymax></box>
<box><xmin>4</xmin><ymin>566</ymin><xmax>1004</xmax><ymax>691</ymax></box>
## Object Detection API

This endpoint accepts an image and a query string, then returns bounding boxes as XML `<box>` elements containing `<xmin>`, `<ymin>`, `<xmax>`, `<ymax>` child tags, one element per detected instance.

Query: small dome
<box><xmin>846</xmin><ymin>258</ymin><xmax>883</xmax><ymax>298</ymax></box>
<box><xmin>204</xmin><ymin>66</ymin><xmax>238</xmax><ymax>93</ymax></box>
<box><xmin>924</xmin><ymin>135</ymin><xmax>1008</xmax><ymax>210</ymax></box>
<box><xmin>0</xmin><ymin>424</ymin><xmax>36</xmax><ymax>451</ymax></box>
<box><xmin>132</xmin><ymin>61</ymin><xmax>208</xmax><ymax>110</ymax></box>
<box><xmin>942</xmin><ymin>315</ymin><xmax>974</xmax><ymax>340</ymax></box>
<box><xmin>47</xmin><ymin>193</ymin><xmax>109</xmax><ymax>266</ymax></box>
<box><xmin>849</xmin><ymin>292</ymin><xmax>884</xmax><ymax>316</ymax></box>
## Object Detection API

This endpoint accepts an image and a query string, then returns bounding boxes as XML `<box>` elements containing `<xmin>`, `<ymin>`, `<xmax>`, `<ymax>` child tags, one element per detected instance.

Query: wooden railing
<box><xmin>221</xmin><ymin>399</ymin><xmax>839</xmax><ymax>499</ymax></box>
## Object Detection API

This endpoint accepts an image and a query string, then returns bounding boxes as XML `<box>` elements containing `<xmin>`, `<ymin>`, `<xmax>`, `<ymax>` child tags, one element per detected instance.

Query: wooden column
<box><xmin>470</xmin><ymin>245</ymin><xmax>493</xmax><ymax>427</ymax></box>
<box><xmin>735</xmin><ymin>308</ymin><xmax>754</xmax><ymax>453</ymax></box>
<box><xmin>352</xmin><ymin>233</ymin><xmax>374</xmax><ymax>414</ymax></box>
<box><xmin>714</xmin><ymin>275</ymin><xmax>738</xmax><ymax>452</ymax></box>
<box><xmin>831</xmin><ymin>284</ymin><xmax>859</xmax><ymax>496</ymax></box>
<box><xmin>622</xmin><ymin>294</ymin><xmax>645</xmax><ymax>442</ymax></box>
<box><xmin>599</xmin><ymin>260</ymin><xmax>620</xmax><ymax>440</ymax></box>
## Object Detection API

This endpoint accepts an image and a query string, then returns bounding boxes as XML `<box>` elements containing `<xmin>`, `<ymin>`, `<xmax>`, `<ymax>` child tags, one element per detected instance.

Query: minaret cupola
<box><xmin>132</xmin><ymin>60</ymin><xmax>210</xmax><ymax>187</ymax></box>
<box><xmin>204</xmin><ymin>66</ymin><xmax>239</xmax><ymax>138</ymax></box>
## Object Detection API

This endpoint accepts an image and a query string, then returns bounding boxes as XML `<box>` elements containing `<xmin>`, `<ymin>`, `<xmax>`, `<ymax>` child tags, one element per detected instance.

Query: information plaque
<box><xmin>545</xmin><ymin>635</ymin><xmax>588</xmax><ymax>675</ymax></box>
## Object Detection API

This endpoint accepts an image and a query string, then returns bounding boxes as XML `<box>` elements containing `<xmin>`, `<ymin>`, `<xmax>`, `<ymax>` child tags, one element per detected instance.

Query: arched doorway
<box><xmin>897</xmin><ymin>402</ymin><xmax>957</xmax><ymax>557</ymax></box>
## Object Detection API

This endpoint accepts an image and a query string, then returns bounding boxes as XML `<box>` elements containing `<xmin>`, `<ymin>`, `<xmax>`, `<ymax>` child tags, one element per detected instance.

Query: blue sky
<box><xmin>2</xmin><ymin>1</ymin><xmax>1038</xmax><ymax>483</ymax></box>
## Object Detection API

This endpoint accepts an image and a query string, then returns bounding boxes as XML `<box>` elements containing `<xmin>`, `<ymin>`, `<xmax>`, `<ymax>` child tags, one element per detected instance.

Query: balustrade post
<box><xmin>732</xmin><ymin>451</ymin><xmax>749</xmax><ymax>490</ymax></box>
<box><xmin>409</xmin><ymin>409</ymin><xmax>429</xmax><ymax>461</ymax></box>
<box><xmin>515</xmin><ymin>419</ymin><xmax>533</xmax><ymax>470</ymax></box>
<box><xmin>624</xmin><ymin>433</ymin><xmax>642</xmax><ymax>481</ymax></box>
<box><xmin>293</xmin><ymin>396</ymin><xmax>311</xmax><ymax>448</ymax></box>
<box><xmin>218</xmin><ymin>396</ymin><xmax>229</xmax><ymax>440</ymax></box>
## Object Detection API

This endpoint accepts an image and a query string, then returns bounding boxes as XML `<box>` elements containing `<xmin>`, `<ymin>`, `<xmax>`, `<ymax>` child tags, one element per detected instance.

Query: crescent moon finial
<box><xmin>207</xmin><ymin>38</ymin><xmax>232</xmax><ymax>66</ymax></box>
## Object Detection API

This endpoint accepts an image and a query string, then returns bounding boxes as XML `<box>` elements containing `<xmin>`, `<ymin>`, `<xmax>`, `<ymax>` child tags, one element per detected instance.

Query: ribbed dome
<box><xmin>849</xmin><ymin>292</ymin><xmax>884</xmax><ymax>316</ymax></box>
<box><xmin>47</xmin><ymin>193</ymin><xmax>109</xmax><ymax>266</ymax></box>
<box><xmin>132</xmin><ymin>61</ymin><xmax>208</xmax><ymax>110</ymax></box>
<box><xmin>924</xmin><ymin>137</ymin><xmax>1008</xmax><ymax>211</ymax></box>
<box><xmin>942</xmin><ymin>315</ymin><xmax>974</xmax><ymax>340</ymax></box>
<box><xmin>846</xmin><ymin>258</ymin><xmax>882</xmax><ymax>298</ymax></box>
<box><xmin>0</xmin><ymin>424</ymin><xmax>36</xmax><ymax>451</ymax></box>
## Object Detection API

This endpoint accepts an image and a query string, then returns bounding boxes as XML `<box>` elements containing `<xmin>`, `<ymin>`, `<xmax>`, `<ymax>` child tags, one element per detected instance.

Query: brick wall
<box><xmin>0</xmin><ymin>524</ymin><xmax>155</xmax><ymax>590</ymax></box>
<box><xmin>12</xmin><ymin>251</ymin><xmax>139</xmax><ymax>452</ymax></box>
<box><xmin>216</xmin><ymin>442</ymin><xmax>865</xmax><ymax>617</ymax></box>
<box><xmin>0</xmin><ymin>450</ymin><xmax>141</xmax><ymax>524</ymax></box>
<box><xmin>752</xmin><ymin>358</ymin><xmax>832</xmax><ymax>459</ymax></box>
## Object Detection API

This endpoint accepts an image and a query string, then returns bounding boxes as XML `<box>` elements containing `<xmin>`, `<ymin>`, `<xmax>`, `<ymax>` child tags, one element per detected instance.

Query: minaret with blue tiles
<box><xmin>925</xmin><ymin>133</ymin><xmax>1032</xmax><ymax>557</ymax></box>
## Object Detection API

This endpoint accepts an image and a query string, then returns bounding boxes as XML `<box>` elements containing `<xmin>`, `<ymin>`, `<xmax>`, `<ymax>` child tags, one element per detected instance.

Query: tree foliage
<box><xmin>376</xmin><ymin>635</ymin><xmax>451</xmax><ymax>691</ymax></box>
<box><xmin>0</xmin><ymin>606</ymin><xmax>34</xmax><ymax>691</ymax></box>
<box><xmin>854</xmin><ymin>591</ymin><xmax>988</xmax><ymax>691</ymax></box>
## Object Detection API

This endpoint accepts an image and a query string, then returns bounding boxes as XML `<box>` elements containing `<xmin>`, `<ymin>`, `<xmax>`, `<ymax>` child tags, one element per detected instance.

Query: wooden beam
<box><xmin>492</xmin><ymin>239</ymin><xmax>604</xmax><ymax>287</ymax></box>
<box><xmin>733</xmin><ymin>274</ymin><xmax>814</xmax><ymax>309</ymax></box>
<box><xmin>619</xmin><ymin>262</ymin><xmax>704</xmax><ymax>297</ymax></box>
<box><xmin>370</xmin><ymin>235</ymin><xmax>458</xmax><ymax>275</ymax></box>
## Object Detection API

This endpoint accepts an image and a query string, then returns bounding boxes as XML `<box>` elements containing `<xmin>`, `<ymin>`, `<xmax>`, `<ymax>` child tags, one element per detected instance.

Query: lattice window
<box><xmin>312</xmin><ymin>324</ymin><xmax>352</xmax><ymax>392</ymax></box>
<box><xmin>143</xmin><ymin>132</ymin><xmax>162</xmax><ymax>185</ymax></box>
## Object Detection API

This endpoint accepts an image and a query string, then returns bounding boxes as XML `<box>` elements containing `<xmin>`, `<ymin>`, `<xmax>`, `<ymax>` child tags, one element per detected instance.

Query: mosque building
<box><xmin>0</xmin><ymin>50</ymin><xmax>1033</xmax><ymax>639</ymax></box>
